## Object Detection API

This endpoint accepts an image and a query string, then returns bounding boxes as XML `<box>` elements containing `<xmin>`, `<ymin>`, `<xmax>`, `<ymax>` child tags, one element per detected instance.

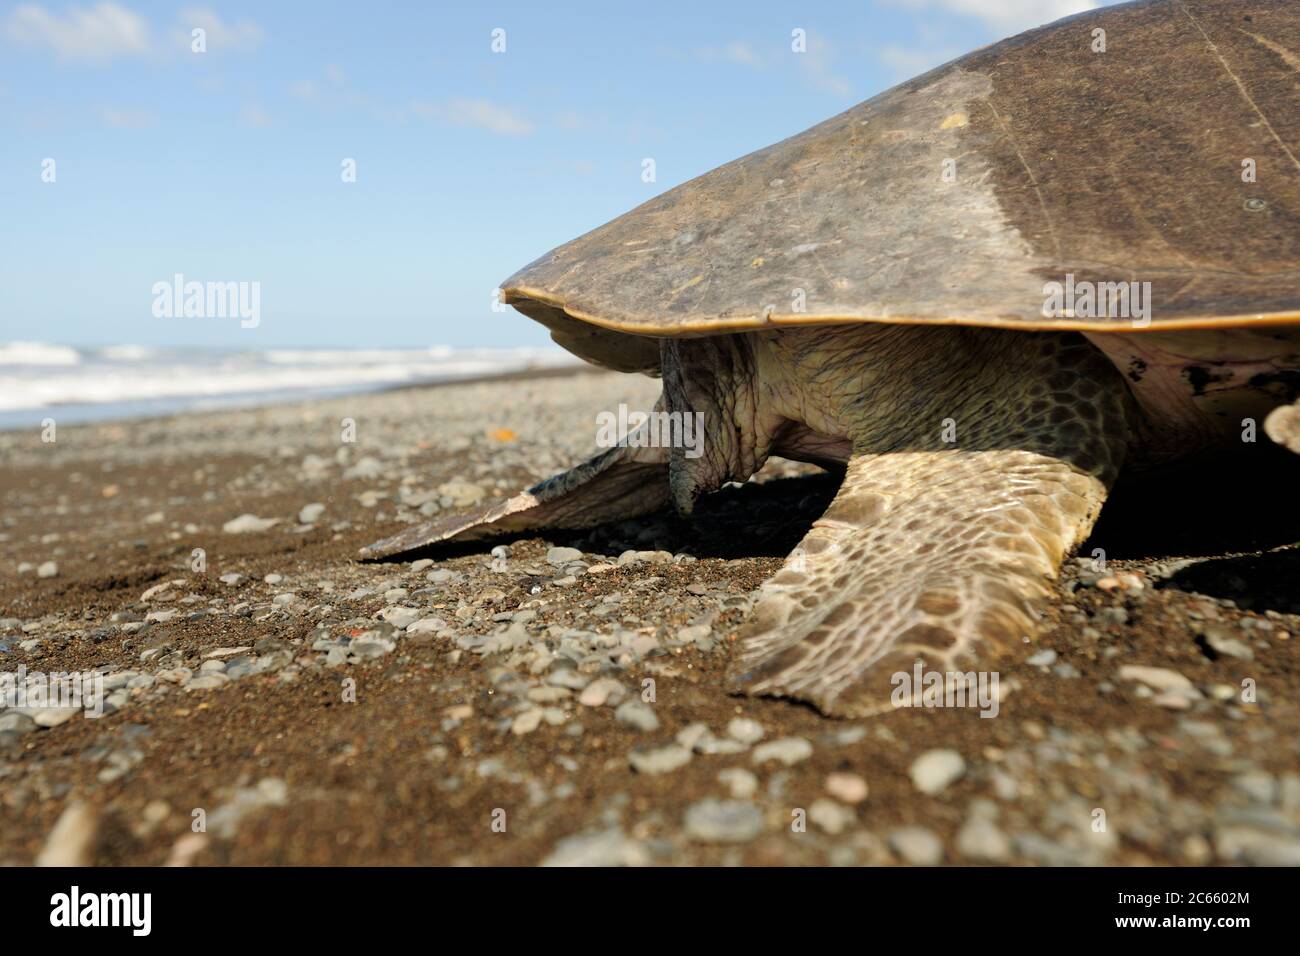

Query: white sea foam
<box><xmin>0</xmin><ymin>341</ymin><xmax>82</xmax><ymax>366</ymax></box>
<box><xmin>0</xmin><ymin>342</ymin><xmax>577</xmax><ymax>425</ymax></box>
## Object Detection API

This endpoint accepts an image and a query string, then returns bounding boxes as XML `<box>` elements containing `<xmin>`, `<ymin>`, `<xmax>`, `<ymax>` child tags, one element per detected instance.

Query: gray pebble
<box><xmin>684</xmin><ymin>799</ymin><xmax>763</xmax><ymax>843</ymax></box>
<box><xmin>888</xmin><ymin>826</ymin><xmax>944</xmax><ymax>865</ymax></box>
<box><xmin>909</xmin><ymin>749</ymin><xmax>966</xmax><ymax>795</ymax></box>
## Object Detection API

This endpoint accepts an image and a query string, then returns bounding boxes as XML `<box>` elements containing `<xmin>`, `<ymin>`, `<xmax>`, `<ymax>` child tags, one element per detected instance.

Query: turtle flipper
<box><xmin>1265</xmin><ymin>401</ymin><xmax>1300</xmax><ymax>454</ymax></box>
<box><xmin>359</xmin><ymin>444</ymin><xmax>669</xmax><ymax>560</ymax></box>
<box><xmin>727</xmin><ymin>448</ymin><xmax>1112</xmax><ymax>717</ymax></box>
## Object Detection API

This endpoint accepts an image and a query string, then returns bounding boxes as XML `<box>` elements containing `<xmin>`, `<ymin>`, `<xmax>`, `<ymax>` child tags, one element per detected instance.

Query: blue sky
<box><xmin>0</xmin><ymin>0</ymin><xmax>1105</xmax><ymax>349</ymax></box>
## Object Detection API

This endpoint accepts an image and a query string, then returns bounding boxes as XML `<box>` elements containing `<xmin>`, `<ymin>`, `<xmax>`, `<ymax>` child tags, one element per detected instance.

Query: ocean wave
<box><xmin>0</xmin><ymin>341</ymin><xmax>82</xmax><ymax>366</ymax></box>
<box><xmin>0</xmin><ymin>345</ymin><xmax>576</xmax><ymax>414</ymax></box>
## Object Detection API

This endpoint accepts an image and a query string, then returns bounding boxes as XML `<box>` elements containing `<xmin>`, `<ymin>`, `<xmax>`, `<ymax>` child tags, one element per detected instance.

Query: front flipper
<box><xmin>359</xmin><ymin>443</ymin><xmax>669</xmax><ymax>560</ymax></box>
<box><xmin>727</xmin><ymin>448</ymin><xmax>1113</xmax><ymax>717</ymax></box>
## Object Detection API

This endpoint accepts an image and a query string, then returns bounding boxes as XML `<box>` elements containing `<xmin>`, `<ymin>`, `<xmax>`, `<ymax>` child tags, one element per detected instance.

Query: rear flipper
<box><xmin>359</xmin><ymin>443</ymin><xmax>669</xmax><ymax>560</ymax></box>
<box><xmin>727</xmin><ymin>447</ymin><xmax>1114</xmax><ymax>717</ymax></box>
<box><xmin>1265</xmin><ymin>401</ymin><xmax>1300</xmax><ymax>454</ymax></box>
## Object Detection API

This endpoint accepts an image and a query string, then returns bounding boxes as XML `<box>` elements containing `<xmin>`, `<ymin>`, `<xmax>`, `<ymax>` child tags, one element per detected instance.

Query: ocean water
<box><xmin>0</xmin><ymin>341</ymin><xmax>578</xmax><ymax>430</ymax></box>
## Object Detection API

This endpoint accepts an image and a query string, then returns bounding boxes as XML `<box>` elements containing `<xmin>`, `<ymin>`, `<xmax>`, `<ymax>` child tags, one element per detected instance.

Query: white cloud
<box><xmin>174</xmin><ymin>6</ymin><xmax>264</xmax><ymax>54</ymax></box>
<box><xmin>4</xmin><ymin>2</ymin><xmax>151</xmax><ymax>63</ymax></box>
<box><xmin>884</xmin><ymin>0</ymin><xmax>1099</xmax><ymax>34</ymax></box>
<box><xmin>424</xmin><ymin>98</ymin><xmax>535</xmax><ymax>136</ymax></box>
<box><xmin>3</xmin><ymin>3</ymin><xmax>266</xmax><ymax>63</ymax></box>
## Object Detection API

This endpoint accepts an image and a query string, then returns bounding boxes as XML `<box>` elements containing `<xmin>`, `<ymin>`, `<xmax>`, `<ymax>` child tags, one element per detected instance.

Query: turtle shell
<box><xmin>503</xmin><ymin>0</ymin><xmax>1300</xmax><ymax>371</ymax></box>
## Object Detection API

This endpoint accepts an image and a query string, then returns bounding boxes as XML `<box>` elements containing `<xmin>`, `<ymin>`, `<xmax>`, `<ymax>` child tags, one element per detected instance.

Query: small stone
<box><xmin>37</xmin><ymin>561</ymin><xmax>58</xmax><ymax>578</ymax></box>
<box><xmin>1118</xmin><ymin>665</ymin><xmax>1194</xmax><ymax>693</ymax></box>
<box><xmin>684</xmin><ymin>799</ymin><xmax>763</xmax><ymax>843</ymax></box>
<box><xmin>809</xmin><ymin>798</ymin><xmax>856</xmax><ymax>835</ymax></box>
<box><xmin>218</xmin><ymin>573</ymin><xmax>245</xmax><ymax>585</ymax></box>
<box><xmin>751</xmin><ymin>737</ymin><xmax>813</xmax><ymax>766</ymax></box>
<box><xmin>511</xmin><ymin>709</ymin><xmax>544</xmax><ymax>735</ymax></box>
<box><xmin>410</xmin><ymin>558</ymin><xmax>434</xmax><ymax>572</ymax></box>
<box><xmin>825</xmin><ymin>772</ymin><xmax>869</xmax><ymax>804</ymax></box>
<box><xmin>32</xmin><ymin>707</ymin><xmax>81</xmax><ymax>728</ymax></box>
<box><xmin>222</xmin><ymin>514</ymin><xmax>280</xmax><ymax>534</ymax></box>
<box><xmin>629</xmin><ymin>744</ymin><xmax>692</xmax><ymax>775</ymax></box>
<box><xmin>578</xmin><ymin>677</ymin><xmax>626</xmax><ymax>707</ymax></box>
<box><xmin>298</xmin><ymin>502</ymin><xmax>326</xmax><ymax>524</ymax></box>
<box><xmin>726</xmin><ymin>717</ymin><xmax>765</xmax><ymax>745</ymax></box>
<box><xmin>35</xmin><ymin>802</ymin><xmax>99</xmax><ymax>866</ymax></box>
<box><xmin>546</xmin><ymin>546</ymin><xmax>584</xmax><ymax>566</ymax></box>
<box><xmin>379</xmin><ymin>607</ymin><xmax>421</xmax><ymax>630</ymax></box>
<box><xmin>718</xmin><ymin>767</ymin><xmax>759</xmax><ymax>800</ymax></box>
<box><xmin>614</xmin><ymin>700</ymin><xmax>660</xmax><ymax>732</ymax></box>
<box><xmin>955</xmin><ymin>816</ymin><xmax>1012</xmax><ymax>862</ymax></box>
<box><xmin>1026</xmin><ymin>649</ymin><xmax>1057</xmax><ymax>667</ymax></box>
<box><xmin>910</xmin><ymin>749</ymin><xmax>966</xmax><ymax>795</ymax></box>
<box><xmin>438</xmin><ymin>480</ymin><xmax>485</xmax><ymax>507</ymax></box>
<box><xmin>888</xmin><ymin>826</ymin><xmax>945</xmax><ymax>865</ymax></box>
<box><xmin>1199</xmin><ymin>625</ymin><xmax>1254</xmax><ymax>661</ymax></box>
<box><xmin>541</xmin><ymin>828</ymin><xmax>649</xmax><ymax>867</ymax></box>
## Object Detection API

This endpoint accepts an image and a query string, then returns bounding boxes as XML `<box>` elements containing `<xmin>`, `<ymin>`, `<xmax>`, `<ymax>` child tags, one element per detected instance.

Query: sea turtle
<box><xmin>364</xmin><ymin>0</ymin><xmax>1300</xmax><ymax>716</ymax></box>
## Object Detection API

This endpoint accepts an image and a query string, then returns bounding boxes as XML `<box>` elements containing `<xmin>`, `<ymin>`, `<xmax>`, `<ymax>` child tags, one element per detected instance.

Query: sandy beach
<box><xmin>2</xmin><ymin>367</ymin><xmax>1299</xmax><ymax>866</ymax></box>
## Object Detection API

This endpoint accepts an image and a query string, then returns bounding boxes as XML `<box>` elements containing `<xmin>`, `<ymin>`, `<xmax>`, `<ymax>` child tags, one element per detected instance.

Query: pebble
<box><xmin>541</xmin><ymin>828</ymin><xmax>650</xmax><ymax>867</ymax></box>
<box><xmin>751</xmin><ymin>737</ymin><xmax>813</xmax><ymax>766</ymax></box>
<box><xmin>809</xmin><ymin>798</ymin><xmax>855</xmax><ymax>835</ymax></box>
<box><xmin>909</xmin><ymin>749</ymin><xmax>966</xmax><ymax>795</ymax></box>
<box><xmin>955</xmin><ymin>816</ymin><xmax>1012</xmax><ymax>862</ymax></box>
<box><xmin>825</xmin><ymin>772</ymin><xmax>869</xmax><ymax>804</ymax></box>
<box><xmin>718</xmin><ymin>767</ymin><xmax>759</xmax><ymax>800</ymax></box>
<box><xmin>1118</xmin><ymin>665</ymin><xmax>1194</xmax><ymax>693</ymax></box>
<box><xmin>1199</xmin><ymin>624</ymin><xmax>1254</xmax><ymax>661</ymax></box>
<box><xmin>888</xmin><ymin>826</ymin><xmax>945</xmax><ymax>865</ymax></box>
<box><xmin>684</xmin><ymin>799</ymin><xmax>763</xmax><ymax>843</ymax></box>
<box><xmin>298</xmin><ymin>502</ymin><xmax>326</xmax><ymax>524</ymax></box>
<box><xmin>379</xmin><ymin>607</ymin><xmax>421</xmax><ymax>630</ymax></box>
<box><xmin>222</xmin><ymin>514</ymin><xmax>280</xmax><ymax>534</ymax></box>
<box><xmin>628</xmin><ymin>744</ymin><xmax>692</xmax><ymax>775</ymax></box>
<box><xmin>546</xmin><ymin>547</ymin><xmax>584</xmax><ymax>566</ymax></box>
<box><xmin>726</xmin><ymin>717</ymin><xmax>765</xmax><ymax>745</ymax></box>
<box><xmin>614</xmin><ymin>700</ymin><xmax>660</xmax><ymax>732</ymax></box>
<box><xmin>32</xmin><ymin>707</ymin><xmax>81</xmax><ymax>728</ymax></box>
<box><xmin>578</xmin><ymin>677</ymin><xmax>625</xmax><ymax>707</ymax></box>
<box><xmin>35</xmin><ymin>802</ymin><xmax>99</xmax><ymax>866</ymax></box>
<box><xmin>37</xmin><ymin>561</ymin><xmax>58</xmax><ymax>578</ymax></box>
<box><xmin>511</xmin><ymin>709</ymin><xmax>544</xmax><ymax>735</ymax></box>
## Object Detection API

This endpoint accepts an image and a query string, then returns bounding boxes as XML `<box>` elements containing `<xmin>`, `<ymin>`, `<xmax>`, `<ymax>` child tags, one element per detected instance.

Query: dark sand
<box><xmin>2</xmin><ymin>368</ymin><xmax>1298</xmax><ymax>866</ymax></box>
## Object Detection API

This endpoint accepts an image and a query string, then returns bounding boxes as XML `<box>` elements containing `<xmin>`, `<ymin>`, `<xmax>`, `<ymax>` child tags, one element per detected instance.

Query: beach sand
<box><xmin>2</xmin><ymin>367</ymin><xmax>1299</xmax><ymax>866</ymax></box>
